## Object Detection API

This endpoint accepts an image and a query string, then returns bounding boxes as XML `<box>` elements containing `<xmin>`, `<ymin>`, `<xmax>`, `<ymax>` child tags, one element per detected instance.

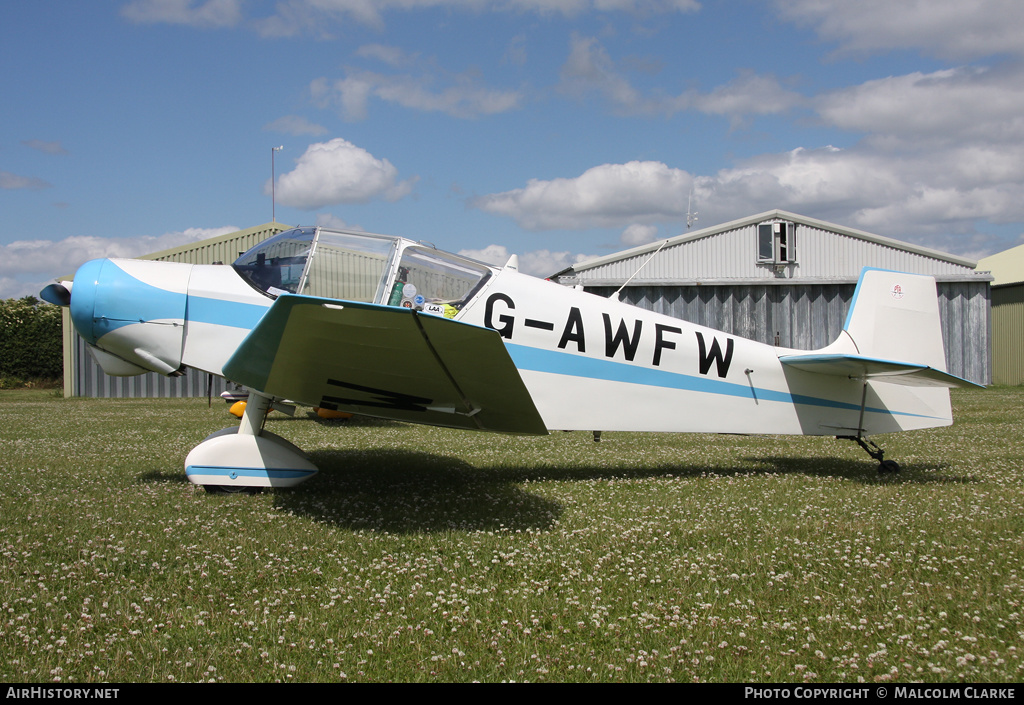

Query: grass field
<box><xmin>0</xmin><ymin>387</ymin><xmax>1021</xmax><ymax>683</ymax></box>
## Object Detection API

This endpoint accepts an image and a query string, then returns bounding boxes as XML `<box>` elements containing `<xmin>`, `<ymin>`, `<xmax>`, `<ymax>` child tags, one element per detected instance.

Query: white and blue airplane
<box><xmin>42</xmin><ymin>225</ymin><xmax>979</xmax><ymax>491</ymax></box>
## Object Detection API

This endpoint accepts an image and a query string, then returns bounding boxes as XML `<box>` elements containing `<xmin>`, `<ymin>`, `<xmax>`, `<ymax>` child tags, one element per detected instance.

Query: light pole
<box><xmin>271</xmin><ymin>145</ymin><xmax>283</xmax><ymax>222</ymax></box>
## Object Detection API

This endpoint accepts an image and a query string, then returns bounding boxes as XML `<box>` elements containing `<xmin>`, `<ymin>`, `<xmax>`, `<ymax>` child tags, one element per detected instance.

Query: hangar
<box><xmin>552</xmin><ymin>210</ymin><xmax>991</xmax><ymax>385</ymax></box>
<box><xmin>977</xmin><ymin>245</ymin><xmax>1024</xmax><ymax>385</ymax></box>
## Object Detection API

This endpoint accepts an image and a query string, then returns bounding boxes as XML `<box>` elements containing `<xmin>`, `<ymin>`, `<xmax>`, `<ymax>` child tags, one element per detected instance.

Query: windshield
<box><xmin>233</xmin><ymin>227</ymin><xmax>314</xmax><ymax>296</ymax></box>
<box><xmin>233</xmin><ymin>227</ymin><xmax>399</xmax><ymax>302</ymax></box>
<box><xmin>233</xmin><ymin>228</ymin><xmax>492</xmax><ymax>314</ymax></box>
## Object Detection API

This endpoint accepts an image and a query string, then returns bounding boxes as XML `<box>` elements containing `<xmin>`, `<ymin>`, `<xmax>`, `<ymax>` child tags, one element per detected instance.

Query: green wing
<box><xmin>223</xmin><ymin>295</ymin><xmax>548</xmax><ymax>435</ymax></box>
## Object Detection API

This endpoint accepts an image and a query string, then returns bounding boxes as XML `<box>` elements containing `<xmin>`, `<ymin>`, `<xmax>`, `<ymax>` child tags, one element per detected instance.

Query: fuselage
<box><xmin>66</xmin><ymin>226</ymin><xmax>953</xmax><ymax>438</ymax></box>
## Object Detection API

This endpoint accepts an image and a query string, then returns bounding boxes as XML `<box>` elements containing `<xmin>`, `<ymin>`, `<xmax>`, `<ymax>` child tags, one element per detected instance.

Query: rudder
<box><xmin>839</xmin><ymin>268</ymin><xmax>947</xmax><ymax>370</ymax></box>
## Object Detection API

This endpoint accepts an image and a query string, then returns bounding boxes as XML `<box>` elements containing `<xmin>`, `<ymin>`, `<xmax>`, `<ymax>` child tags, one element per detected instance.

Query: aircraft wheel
<box><xmin>185</xmin><ymin>432</ymin><xmax>318</xmax><ymax>490</ymax></box>
<box><xmin>204</xmin><ymin>485</ymin><xmax>263</xmax><ymax>495</ymax></box>
<box><xmin>878</xmin><ymin>460</ymin><xmax>900</xmax><ymax>474</ymax></box>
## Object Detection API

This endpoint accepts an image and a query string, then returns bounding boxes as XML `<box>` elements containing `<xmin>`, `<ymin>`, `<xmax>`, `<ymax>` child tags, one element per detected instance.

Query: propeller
<box><xmin>40</xmin><ymin>281</ymin><xmax>72</xmax><ymax>307</ymax></box>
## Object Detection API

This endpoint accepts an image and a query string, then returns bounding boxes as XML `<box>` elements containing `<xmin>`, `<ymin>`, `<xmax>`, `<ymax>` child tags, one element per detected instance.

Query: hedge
<box><xmin>0</xmin><ymin>296</ymin><xmax>63</xmax><ymax>385</ymax></box>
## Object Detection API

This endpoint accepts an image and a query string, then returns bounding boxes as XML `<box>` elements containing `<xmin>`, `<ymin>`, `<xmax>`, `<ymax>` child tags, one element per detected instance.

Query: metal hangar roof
<box><xmin>553</xmin><ymin>210</ymin><xmax>986</xmax><ymax>287</ymax></box>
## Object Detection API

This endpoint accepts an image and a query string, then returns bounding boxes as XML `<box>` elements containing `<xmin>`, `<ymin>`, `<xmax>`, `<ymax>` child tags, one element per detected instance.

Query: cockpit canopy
<box><xmin>232</xmin><ymin>227</ymin><xmax>494</xmax><ymax>316</ymax></box>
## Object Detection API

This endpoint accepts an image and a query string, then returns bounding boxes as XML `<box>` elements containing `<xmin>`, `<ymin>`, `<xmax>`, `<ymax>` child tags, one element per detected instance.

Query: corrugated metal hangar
<box><xmin>977</xmin><ymin>245</ymin><xmax>1024</xmax><ymax>385</ymax></box>
<box><xmin>553</xmin><ymin>210</ymin><xmax>992</xmax><ymax>385</ymax></box>
<box><xmin>63</xmin><ymin>222</ymin><xmax>289</xmax><ymax>398</ymax></box>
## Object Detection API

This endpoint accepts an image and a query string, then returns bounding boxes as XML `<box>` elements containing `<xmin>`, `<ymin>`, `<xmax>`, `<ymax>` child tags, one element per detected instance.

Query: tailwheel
<box><xmin>878</xmin><ymin>459</ymin><xmax>901</xmax><ymax>474</ymax></box>
<box><xmin>838</xmin><ymin>434</ymin><xmax>900</xmax><ymax>474</ymax></box>
<box><xmin>840</xmin><ymin>380</ymin><xmax>902</xmax><ymax>476</ymax></box>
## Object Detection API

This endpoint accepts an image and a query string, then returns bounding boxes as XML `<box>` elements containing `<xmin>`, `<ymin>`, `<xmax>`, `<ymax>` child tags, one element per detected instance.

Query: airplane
<box><xmin>41</xmin><ymin>225</ymin><xmax>981</xmax><ymax>492</ymax></box>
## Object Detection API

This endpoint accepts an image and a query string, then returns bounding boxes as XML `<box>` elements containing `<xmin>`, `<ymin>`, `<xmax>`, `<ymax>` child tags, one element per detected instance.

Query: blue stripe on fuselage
<box><xmin>186</xmin><ymin>295</ymin><xmax>270</xmax><ymax>331</ymax></box>
<box><xmin>505</xmin><ymin>342</ymin><xmax>937</xmax><ymax>419</ymax></box>
<box><xmin>77</xmin><ymin>260</ymin><xmax>270</xmax><ymax>340</ymax></box>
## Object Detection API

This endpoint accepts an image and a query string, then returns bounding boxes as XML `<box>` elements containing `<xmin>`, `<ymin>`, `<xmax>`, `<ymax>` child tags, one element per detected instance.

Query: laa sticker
<box><xmin>891</xmin><ymin>283</ymin><xmax>904</xmax><ymax>299</ymax></box>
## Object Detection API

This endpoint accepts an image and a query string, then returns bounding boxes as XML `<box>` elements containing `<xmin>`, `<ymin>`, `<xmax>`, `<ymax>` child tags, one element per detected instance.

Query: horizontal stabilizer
<box><xmin>779</xmin><ymin>353</ymin><xmax>983</xmax><ymax>389</ymax></box>
<box><xmin>223</xmin><ymin>295</ymin><xmax>548</xmax><ymax>435</ymax></box>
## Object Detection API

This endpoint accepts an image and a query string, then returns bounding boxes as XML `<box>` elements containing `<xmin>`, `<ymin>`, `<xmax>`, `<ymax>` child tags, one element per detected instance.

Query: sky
<box><xmin>4</xmin><ymin>0</ymin><xmax>1024</xmax><ymax>299</ymax></box>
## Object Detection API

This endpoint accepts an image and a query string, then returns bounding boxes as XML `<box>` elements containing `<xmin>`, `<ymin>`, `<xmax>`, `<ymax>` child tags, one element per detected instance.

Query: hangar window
<box><xmin>757</xmin><ymin>221</ymin><xmax>796</xmax><ymax>264</ymax></box>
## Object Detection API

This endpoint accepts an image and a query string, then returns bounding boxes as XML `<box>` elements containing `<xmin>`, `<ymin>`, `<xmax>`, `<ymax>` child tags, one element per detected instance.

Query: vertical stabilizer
<box><xmin>840</xmin><ymin>268</ymin><xmax>947</xmax><ymax>370</ymax></box>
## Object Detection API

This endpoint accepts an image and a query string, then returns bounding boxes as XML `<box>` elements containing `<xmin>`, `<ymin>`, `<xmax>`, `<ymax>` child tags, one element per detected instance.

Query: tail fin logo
<box><xmin>890</xmin><ymin>283</ymin><xmax>904</xmax><ymax>299</ymax></box>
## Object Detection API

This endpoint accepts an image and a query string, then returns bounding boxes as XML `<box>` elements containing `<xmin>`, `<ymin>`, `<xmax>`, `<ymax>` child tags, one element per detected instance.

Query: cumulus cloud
<box><xmin>470</xmin><ymin>161</ymin><xmax>694</xmax><ymax>230</ymax></box>
<box><xmin>470</xmin><ymin>137</ymin><xmax>1024</xmax><ymax>252</ymax></box>
<box><xmin>689</xmin><ymin>144</ymin><xmax>1024</xmax><ymax>246</ymax></box>
<box><xmin>0</xmin><ymin>171</ymin><xmax>52</xmax><ymax>190</ymax></box>
<box><xmin>559</xmin><ymin>34</ymin><xmax>803</xmax><ymax>120</ymax></box>
<box><xmin>311</xmin><ymin>71</ymin><xmax>523</xmax><ymax>121</ymax></box>
<box><xmin>369</xmin><ymin>74</ymin><xmax>521</xmax><ymax>118</ymax></box>
<box><xmin>795</xmin><ymin>61</ymin><xmax>1024</xmax><ymax>242</ymax></box>
<box><xmin>816</xmin><ymin>65</ymin><xmax>1024</xmax><ymax>147</ymax></box>
<box><xmin>690</xmin><ymin>146</ymin><xmax>897</xmax><ymax>223</ymax></box>
<box><xmin>329</xmin><ymin>43</ymin><xmax>524</xmax><ymax>121</ymax></box>
<box><xmin>0</xmin><ymin>226</ymin><xmax>238</xmax><ymax>299</ymax></box>
<box><xmin>559</xmin><ymin>34</ymin><xmax>646</xmax><ymax>112</ymax></box>
<box><xmin>0</xmin><ymin>227</ymin><xmax>238</xmax><ymax>278</ymax></box>
<box><xmin>475</xmin><ymin>42</ymin><xmax>1024</xmax><ymax>256</ymax></box>
<box><xmin>457</xmin><ymin>244</ymin><xmax>597</xmax><ymax>278</ymax></box>
<box><xmin>108</xmin><ymin>0</ymin><xmax>1024</xmax><ymax>259</ymax></box>
<box><xmin>356</xmin><ymin>44</ymin><xmax>420</xmax><ymax>67</ymax></box>
<box><xmin>21</xmin><ymin>140</ymin><xmax>68</xmax><ymax>155</ymax></box>
<box><xmin>121</xmin><ymin>0</ymin><xmax>244</xmax><ymax>28</ymax></box>
<box><xmin>621</xmin><ymin>224</ymin><xmax>658</xmax><ymax>246</ymax></box>
<box><xmin>189</xmin><ymin>0</ymin><xmax>702</xmax><ymax>36</ymax></box>
<box><xmin>777</xmin><ymin>0</ymin><xmax>1024</xmax><ymax>60</ymax></box>
<box><xmin>314</xmin><ymin>212</ymin><xmax>363</xmax><ymax>231</ymax></box>
<box><xmin>508</xmin><ymin>0</ymin><xmax>699</xmax><ymax>14</ymax></box>
<box><xmin>458</xmin><ymin>244</ymin><xmax>516</xmax><ymax>268</ymax></box>
<box><xmin>0</xmin><ymin>276</ymin><xmax>58</xmax><ymax>302</ymax></box>
<box><xmin>503</xmin><ymin>34</ymin><xmax>528</xmax><ymax>67</ymax></box>
<box><xmin>263</xmin><ymin>115</ymin><xmax>328</xmax><ymax>136</ymax></box>
<box><xmin>686</xmin><ymin>70</ymin><xmax>805</xmax><ymax>120</ymax></box>
<box><xmin>270</xmin><ymin>138</ymin><xmax>416</xmax><ymax>209</ymax></box>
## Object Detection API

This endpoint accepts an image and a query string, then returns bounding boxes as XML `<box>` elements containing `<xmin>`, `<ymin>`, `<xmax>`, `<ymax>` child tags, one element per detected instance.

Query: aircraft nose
<box><xmin>67</xmin><ymin>258</ymin><xmax>105</xmax><ymax>345</ymax></box>
<box><xmin>64</xmin><ymin>258</ymin><xmax>192</xmax><ymax>376</ymax></box>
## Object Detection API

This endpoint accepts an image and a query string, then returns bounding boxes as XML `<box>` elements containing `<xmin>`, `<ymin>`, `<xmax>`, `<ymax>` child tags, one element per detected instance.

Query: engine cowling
<box><xmin>70</xmin><ymin>258</ymin><xmax>191</xmax><ymax>376</ymax></box>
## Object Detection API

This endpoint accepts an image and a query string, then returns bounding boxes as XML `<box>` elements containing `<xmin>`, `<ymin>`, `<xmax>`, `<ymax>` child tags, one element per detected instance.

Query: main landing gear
<box><xmin>184</xmin><ymin>392</ymin><xmax>319</xmax><ymax>493</ymax></box>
